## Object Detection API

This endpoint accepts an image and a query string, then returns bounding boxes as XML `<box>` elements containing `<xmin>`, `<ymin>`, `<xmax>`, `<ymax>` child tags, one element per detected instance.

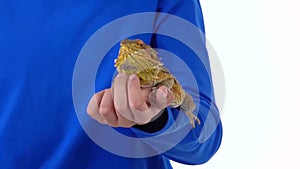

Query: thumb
<box><xmin>149</xmin><ymin>86</ymin><xmax>175</xmax><ymax>111</ymax></box>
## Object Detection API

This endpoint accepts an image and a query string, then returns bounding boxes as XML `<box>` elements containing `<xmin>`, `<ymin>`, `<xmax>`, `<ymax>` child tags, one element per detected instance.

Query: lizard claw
<box><xmin>189</xmin><ymin>113</ymin><xmax>200</xmax><ymax>128</ymax></box>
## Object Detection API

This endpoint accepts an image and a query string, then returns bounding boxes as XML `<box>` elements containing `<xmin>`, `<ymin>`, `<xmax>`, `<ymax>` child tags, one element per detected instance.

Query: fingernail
<box><xmin>129</xmin><ymin>74</ymin><xmax>137</xmax><ymax>81</ymax></box>
<box><xmin>117</xmin><ymin>73</ymin><xmax>126</xmax><ymax>78</ymax></box>
<box><xmin>161</xmin><ymin>88</ymin><xmax>168</xmax><ymax>98</ymax></box>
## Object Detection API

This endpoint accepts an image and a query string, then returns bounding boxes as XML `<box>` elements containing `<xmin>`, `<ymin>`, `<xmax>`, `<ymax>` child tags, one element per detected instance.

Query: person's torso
<box><xmin>0</xmin><ymin>1</ymin><xmax>172</xmax><ymax>168</ymax></box>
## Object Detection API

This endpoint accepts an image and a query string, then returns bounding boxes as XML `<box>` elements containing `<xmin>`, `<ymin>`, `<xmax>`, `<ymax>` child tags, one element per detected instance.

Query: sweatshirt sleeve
<box><xmin>131</xmin><ymin>0</ymin><xmax>223</xmax><ymax>165</ymax></box>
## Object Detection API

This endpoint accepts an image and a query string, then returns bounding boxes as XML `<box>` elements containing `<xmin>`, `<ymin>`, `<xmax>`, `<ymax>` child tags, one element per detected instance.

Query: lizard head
<box><xmin>114</xmin><ymin>39</ymin><xmax>158</xmax><ymax>69</ymax></box>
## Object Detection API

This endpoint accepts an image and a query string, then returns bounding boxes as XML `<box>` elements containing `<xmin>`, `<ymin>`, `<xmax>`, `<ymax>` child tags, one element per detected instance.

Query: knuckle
<box><xmin>87</xmin><ymin>110</ymin><xmax>96</xmax><ymax>118</ymax></box>
<box><xmin>93</xmin><ymin>92</ymin><xmax>103</xmax><ymax>103</ymax></box>
<box><xmin>99</xmin><ymin>106</ymin><xmax>111</xmax><ymax>117</ymax></box>
<box><xmin>86</xmin><ymin>108</ymin><xmax>94</xmax><ymax>116</ymax></box>
<box><xmin>86</xmin><ymin>107</ymin><xmax>97</xmax><ymax>118</ymax></box>
<box><xmin>100</xmin><ymin>110</ymin><xmax>110</xmax><ymax>117</ymax></box>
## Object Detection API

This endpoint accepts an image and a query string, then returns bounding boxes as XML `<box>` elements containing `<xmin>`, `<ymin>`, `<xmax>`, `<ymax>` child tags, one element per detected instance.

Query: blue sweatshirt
<box><xmin>0</xmin><ymin>0</ymin><xmax>222</xmax><ymax>168</ymax></box>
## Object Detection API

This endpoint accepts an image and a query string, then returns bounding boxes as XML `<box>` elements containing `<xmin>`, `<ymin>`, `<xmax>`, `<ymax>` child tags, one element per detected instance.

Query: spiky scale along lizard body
<box><xmin>114</xmin><ymin>39</ymin><xmax>200</xmax><ymax>128</ymax></box>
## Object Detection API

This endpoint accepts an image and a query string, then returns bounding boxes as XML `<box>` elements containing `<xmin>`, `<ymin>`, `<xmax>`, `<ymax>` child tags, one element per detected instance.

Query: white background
<box><xmin>172</xmin><ymin>0</ymin><xmax>300</xmax><ymax>168</ymax></box>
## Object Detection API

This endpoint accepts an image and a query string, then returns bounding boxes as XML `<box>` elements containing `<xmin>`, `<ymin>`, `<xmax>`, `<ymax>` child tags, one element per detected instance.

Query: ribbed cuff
<box><xmin>133</xmin><ymin>109</ymin><xmax>168</xmax><ymax>133</ymax></box>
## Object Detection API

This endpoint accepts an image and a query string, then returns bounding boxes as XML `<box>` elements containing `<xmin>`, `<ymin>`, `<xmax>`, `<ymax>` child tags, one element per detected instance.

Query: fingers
<box><xmin>86</xmin><ymin>73</ymin><xmax>175</xmax><ymax>127</ymax></box>
<box><xmin>113</xmin><ymin>73</ymin><xmax>175</xmax><ymax>125</ymax></box>
<box><xmin>114</xmin><ymin>113</ymin><xmax>135</xmax><ymax>128</ymax></box>
<box><xmin>99</xmin><ymin>89</ymin><xmax>118</xmax><ymax>127</ymax></box>
<box><xmin>149</xmin><ymin>86</ymin><xmax>175</xmax><ymax>114</ymax></box>
<box><xmin>86</xmin><ymin>90</ymin><xmax>106</xmax><ymax>124</ymax></box>
<box><xmin>157</xmin><ymin>86</ymin><xmax>175</xmax><ymax>107</ymax></box>
<box><xmin>101</xmin><ymin>89</ymin><xmax>134</xmax><ymax>127</ymax></box>
<box><xmin>127</xmin><ymin>74</ymin><xmax>152</xmax><ymax>124</ymax></box>
<box><xmin>113</xmin><ymin>73</ymin><xmax>134</xmax><ymax>121</ymax></box>
<box><xmin>127</xmin><ymin>75</ymin><xmax>148</xmax><ymax>112</ymax></box>
<box><xmin>86</xmin><ymin>88</ymin><xmax>134</xmax><ymax>128</ymax></box>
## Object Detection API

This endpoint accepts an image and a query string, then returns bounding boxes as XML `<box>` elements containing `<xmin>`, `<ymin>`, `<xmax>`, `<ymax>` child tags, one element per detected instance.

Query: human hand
<box><xmin>87</xmin><ymin>73</ymin><xmax>175</xmax><ymax>128</ymax></box>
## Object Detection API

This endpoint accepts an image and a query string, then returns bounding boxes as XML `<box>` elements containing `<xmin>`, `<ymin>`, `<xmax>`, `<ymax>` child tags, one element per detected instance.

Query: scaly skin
<box><xmin>114</xmin><ymin>39</ymin><xmax>200</xmax><ymax>128</ymax></box>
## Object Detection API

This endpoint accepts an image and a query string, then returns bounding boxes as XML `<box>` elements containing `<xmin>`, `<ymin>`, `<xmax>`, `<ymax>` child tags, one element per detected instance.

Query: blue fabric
<box><xmin>0</xmin><ymin>0</ymin><xmax>222</xmax><ymax>168</ymax></box>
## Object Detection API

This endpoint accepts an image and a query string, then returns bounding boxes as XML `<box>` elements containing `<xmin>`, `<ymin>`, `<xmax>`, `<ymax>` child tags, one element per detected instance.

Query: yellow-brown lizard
<box><xmin>114</xmin><ymin>39</ymin><xmax>200</xmax><ymax>128</ymax></box>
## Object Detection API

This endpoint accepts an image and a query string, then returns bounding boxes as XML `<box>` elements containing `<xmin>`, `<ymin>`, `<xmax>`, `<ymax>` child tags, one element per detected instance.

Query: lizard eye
<box><xmin>136</xmin><ymin>39</ymin><xmax>144</xmax><ymax>45</ymax></box>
